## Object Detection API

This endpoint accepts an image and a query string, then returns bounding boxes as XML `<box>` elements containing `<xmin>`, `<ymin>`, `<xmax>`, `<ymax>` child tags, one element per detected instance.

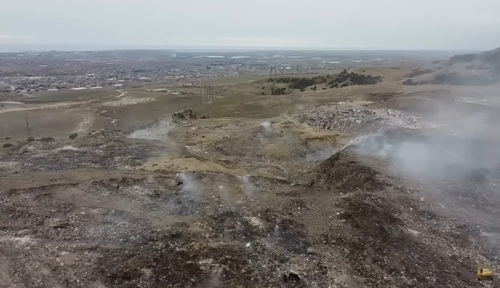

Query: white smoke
<box><xmin>260</xmin><ymin>121</ymin><xmax>272</xmax><ymax>132</ymax></box>
<box><xmin>162</xmin><ymin>173</ymin><xmax>203</xmax><ymax>215</ymax></box>
<box><xmin>239</xmin><ymin>175</ymin><xmax>254</xmax><ymax>198</ymax></box>
<box><xmin>177</xmin><ymin>172</ymin><xmax>202</xmax><ymax>195</ymax></box>
<box><xmin>305</xmin><ymin>148</ymin><xmax>337</xmax><ymax>162</ymax></box>
<box><xmin>205</xmin><ymin>266</ymin><xmax>225</xmax><ymax>288</ymax></box>
<box><xmin>347</xmin><ymin>129</ymin><xmax>500</xmax><ymax>181</ymax></box>
<box><xmin>128</xmin><ymin>117</ymin><xmax>175</xmax><ymax>140</ymax></box>
<box><xmin>258</xmin><ymin>121</ymin><xmax>273</xmax><ymax>140</ymax></box>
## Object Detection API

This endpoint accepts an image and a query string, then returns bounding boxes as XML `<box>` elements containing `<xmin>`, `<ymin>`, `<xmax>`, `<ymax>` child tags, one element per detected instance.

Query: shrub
<box><xmin>407</xmin><ymin>69</ymin><xmax>433</xmax><ymax>78</ymax></box>
<box><xmin>402</xmin><ymin>79</ymin><xmax>418</xmax><ymax>85</ymax></box>
<box><xmin>268</xmin><ymin>75</ymin><xmax>334</xmax><ymax>91</ymax></box>
<box><xmin>329</xmin><ymin>70</ymin><xmax>381</xmax><ymax>87</ymax></box>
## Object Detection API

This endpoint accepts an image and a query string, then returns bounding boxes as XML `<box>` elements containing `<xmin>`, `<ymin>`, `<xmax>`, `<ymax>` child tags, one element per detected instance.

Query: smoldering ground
<box><xmin>128</xmin><ymin>116</ymin><xmax>175</xmax><ymax>140</ymax></box>
<box><xmin>345</xmin><ymin>95</ymin><xmax>500</xmax><ymax>258</ymax></box>
<box><xmin>348</xmin><ymin>129</ymin><xmax>500</xmax><ymax>182</ymax></box>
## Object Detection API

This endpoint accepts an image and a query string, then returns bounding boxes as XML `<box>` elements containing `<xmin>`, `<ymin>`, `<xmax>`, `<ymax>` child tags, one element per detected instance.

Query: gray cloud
<box><xmin>1</xmin><ymin>0</ymin><xmax>500</xmax><ymax>50</ymax></box>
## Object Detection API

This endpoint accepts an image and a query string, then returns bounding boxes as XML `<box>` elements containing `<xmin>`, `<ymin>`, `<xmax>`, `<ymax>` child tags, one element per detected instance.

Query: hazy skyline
<box><xmin>2</xmin><ymin>0</ymin><xmax>500</xmax><ymax>51</ymax></box>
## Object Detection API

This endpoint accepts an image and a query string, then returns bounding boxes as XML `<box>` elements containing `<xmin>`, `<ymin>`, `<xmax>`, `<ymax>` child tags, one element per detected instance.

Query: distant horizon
<box><xmin>0</xmin><ymin>44</ymin><xmax>482</xmax><ymax>54</ymax></box>
<box><xmin>3</xmin><ymin>0</ymin><xmax>500</xmax><ymax>53</ymax></box>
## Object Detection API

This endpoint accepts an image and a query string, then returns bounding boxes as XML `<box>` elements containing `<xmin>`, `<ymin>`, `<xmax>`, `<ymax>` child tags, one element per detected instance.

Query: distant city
<box><xmin>0</xmin><ymin>49</ymin><xmax>459</xmax><ymax>95</ymax></box>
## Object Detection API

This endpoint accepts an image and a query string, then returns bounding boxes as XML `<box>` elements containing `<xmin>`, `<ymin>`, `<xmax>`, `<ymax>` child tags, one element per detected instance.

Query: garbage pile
<box><xmin>381</xmin><ymin>108</ymin><xmax>424</xmax><ymax>129</ymax></box>
<box><xmin>296</xmin><ymin>105</ymin><xmax>438</xmax><ymax>133</ymax></box>
<box><xmin>103</xmin><ymin>97</ymin><xmax>155</xmax><ymax>107</ymax></box>
<box><xmin>296</xmin><ymin>105</ymin><xmax>384</xmax><ymax>132</ymax></box>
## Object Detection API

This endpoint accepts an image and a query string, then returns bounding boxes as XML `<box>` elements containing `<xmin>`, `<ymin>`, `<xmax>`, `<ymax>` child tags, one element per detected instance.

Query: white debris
<box><xmin>245</xmin><ymin>216</ymin><xmax>265</xmax><ymax>229</ymax></box>
<box><xmin>103</xmin><ymin>97</ymin><xmax>155</xmax><ymax>107</ymax></box>
<box><xmin>55</xmin><ymin>145</ymin><xmax>80</xmax><ymax>152</ymax></box>
<box><xmin>0</xmin><ymin>236</ymin><xmax>35</xmax><ymax>245</ymax></box>
<box><xmin>406</xmin><ymin>228</ymin><xmax>420</xmax><ymax>236</ymax></box>
<box><xmin>0</xmin><ymin>101</ymin><xmax>24</xmax><ymax>105</ymax></box>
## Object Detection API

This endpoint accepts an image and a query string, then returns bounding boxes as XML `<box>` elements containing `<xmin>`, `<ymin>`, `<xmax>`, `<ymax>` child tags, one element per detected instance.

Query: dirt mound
<box><xmin>214</xmin><ymin>124</ymin><xmax>308</xmax><ymax>162</ymax></box>
<box><xmin>314</xmin><ymin>151</ymin><xmax>388</xmax><ymax>191</ymax></box>
<box><xmin>405</xmin><ymin>47</ymin><xmax>500</xmax><ymax>86</ymax></box>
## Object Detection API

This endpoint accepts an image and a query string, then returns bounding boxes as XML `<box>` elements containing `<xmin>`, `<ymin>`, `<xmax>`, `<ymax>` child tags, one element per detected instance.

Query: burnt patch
<box><xmin>314</xmin><ymin>152</ymin><xmax>388</xmax><ymax>191</ymax></box>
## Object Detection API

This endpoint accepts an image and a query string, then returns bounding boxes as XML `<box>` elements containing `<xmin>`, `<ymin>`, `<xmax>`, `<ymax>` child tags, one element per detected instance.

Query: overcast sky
<box><xmin>1</xmin><ymin>0</ymin><xmax>500</xmax><ymax>50</ymax></box>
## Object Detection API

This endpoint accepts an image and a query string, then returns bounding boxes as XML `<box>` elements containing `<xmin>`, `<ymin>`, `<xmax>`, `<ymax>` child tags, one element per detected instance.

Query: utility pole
<box><xmin>25</xmin><ymin>115</ymin><xmax>30</xmax><ymax>135</ymax></box>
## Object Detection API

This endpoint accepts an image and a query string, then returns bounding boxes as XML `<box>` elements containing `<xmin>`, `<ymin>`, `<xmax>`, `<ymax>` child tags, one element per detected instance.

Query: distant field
<box><xmin>25</xmin><ymin>88</ymin><xmax>117</xmax><ymax>103</ymax></box>
<box><xmin>0</xmin><ymin>108</ymin><xmax>83</xmax><ymax>140</ymax></box>
<box><xmin>0</xmin><ymin>66</ymin><xmax>424</xmax><ymax>140</ymax></box>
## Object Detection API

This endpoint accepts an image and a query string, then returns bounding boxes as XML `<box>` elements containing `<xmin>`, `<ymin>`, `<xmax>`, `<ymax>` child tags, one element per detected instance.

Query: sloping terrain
<box><xmin>1</xmin><ymin>66</ymin><xmax>500</xmax><ymax>287</ymax></box>
<box><xmin>404</xmin><ymin>47</ymin><xmax>500</xmax><ymax>86</ymax></box>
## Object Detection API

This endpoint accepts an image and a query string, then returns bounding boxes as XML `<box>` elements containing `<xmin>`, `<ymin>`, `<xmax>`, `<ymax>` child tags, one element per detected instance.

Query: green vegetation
<box><xmin>328</xmin><ymin>69</ymin><xmax>381</xmax><ymax>88</ymax></box>
<box><xmin>271</xmin><ymin>87</ymin><xmax>288</xmax><ymax>95</ymax></box>
<box><xmin>268</xmin><ymin>75</ymin><xmax>330</xmax><ymax>91</ymax></box>
<box><xmin>268</xmin><ymin>70</ymin><xmax>381</xmax><ymax>91</ymax></box>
